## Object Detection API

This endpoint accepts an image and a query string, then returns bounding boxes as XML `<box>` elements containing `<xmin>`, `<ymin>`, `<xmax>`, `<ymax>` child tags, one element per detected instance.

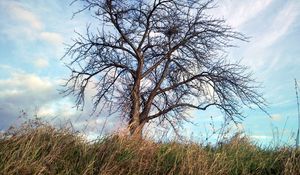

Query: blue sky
<box><xmin>0</xmin><ymin>0</ymin><xmax>300</xmax><ymax>145</ymax></box>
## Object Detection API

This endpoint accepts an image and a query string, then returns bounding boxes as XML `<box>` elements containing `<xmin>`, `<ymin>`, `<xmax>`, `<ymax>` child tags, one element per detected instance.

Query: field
<box><xmin>0</xmin><ymin>120</ymin><xmax>299</xmax><ymax>175</ymax></box>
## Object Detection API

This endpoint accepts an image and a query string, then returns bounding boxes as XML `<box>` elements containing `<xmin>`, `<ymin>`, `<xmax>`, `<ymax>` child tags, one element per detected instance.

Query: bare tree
<box><xmin>63</xmin><ymin>0</ymin><xmax>266</xmax><ymax>139</ymax></box>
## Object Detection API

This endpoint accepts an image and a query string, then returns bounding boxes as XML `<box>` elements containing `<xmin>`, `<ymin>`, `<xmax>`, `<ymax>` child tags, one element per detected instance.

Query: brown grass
<box><xmin>0</xmin><ymin>120</ymin><xmax>299</xmax><ymax>175</ymax></box>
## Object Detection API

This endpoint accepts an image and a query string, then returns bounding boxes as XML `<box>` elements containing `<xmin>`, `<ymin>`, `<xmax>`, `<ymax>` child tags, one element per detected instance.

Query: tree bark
<box><xmin>128</xmin><ymin>50</ymin><xmax>145</xmax><ymax>139</ymax></box>
<box><xmin>129</xmin><ymin>119</ymin><xmax>145</xmax><ymax>139</ymax></box>
<box><xmin>129</xmin><ymin>83</ymin><xmax>142</xmax><ymax>139</ymax></box>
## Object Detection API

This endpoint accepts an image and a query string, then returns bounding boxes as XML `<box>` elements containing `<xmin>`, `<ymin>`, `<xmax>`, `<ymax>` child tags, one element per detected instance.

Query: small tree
<box><xmin>63</xmin><ymin>0</ymin><xmax>266</xmax><ymax>138</ymax></box>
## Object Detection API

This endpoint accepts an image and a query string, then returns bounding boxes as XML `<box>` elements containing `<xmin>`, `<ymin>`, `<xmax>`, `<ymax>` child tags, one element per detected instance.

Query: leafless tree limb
<box><xmin>63</xmin><ymin>0</ymin><xmax>266</xmax><ymax>139</ymax></box>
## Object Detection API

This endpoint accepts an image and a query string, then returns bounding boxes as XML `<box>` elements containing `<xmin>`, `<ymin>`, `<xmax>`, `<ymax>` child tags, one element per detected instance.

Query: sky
<box><xmin>0</xmin><ymin>0</ymin><xmax>300</xmax><ymax>146</ymax></box>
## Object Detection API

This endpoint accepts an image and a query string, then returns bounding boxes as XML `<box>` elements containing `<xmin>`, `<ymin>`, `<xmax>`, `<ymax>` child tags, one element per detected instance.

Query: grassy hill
<box><xmin>0</xmin><ymin>120</ymin><xmax>299</xmax><ymax>175</ymax></box>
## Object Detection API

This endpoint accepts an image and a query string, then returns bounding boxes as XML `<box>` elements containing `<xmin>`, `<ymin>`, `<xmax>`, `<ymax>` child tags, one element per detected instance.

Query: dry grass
<box><xmin>0</xmin><ymin>120</ymin><xmax>300</xmax><ymax>175</ymax></box>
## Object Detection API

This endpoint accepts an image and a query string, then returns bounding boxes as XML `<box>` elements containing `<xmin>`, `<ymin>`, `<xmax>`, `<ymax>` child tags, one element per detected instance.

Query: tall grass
<box><xmin>0</xmin><ymin>120</ymin><xmax>299</xmax><ymax>175</ymax></box>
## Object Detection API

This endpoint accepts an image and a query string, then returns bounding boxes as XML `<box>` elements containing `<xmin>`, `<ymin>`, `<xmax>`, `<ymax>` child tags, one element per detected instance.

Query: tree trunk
<box><xmin>129</xmin><ymin>83</ymin><xmax>143</xmax><ymax>139</ymax></box>
<box><xmin>129</xmin><ymin>119</ymin><xmax>145</xmax><ymax>139</ymax></box>
<box><xmin>129</xmin><ymin>52</ymin><xmax>144</xmax><ymax>139</ymax></box>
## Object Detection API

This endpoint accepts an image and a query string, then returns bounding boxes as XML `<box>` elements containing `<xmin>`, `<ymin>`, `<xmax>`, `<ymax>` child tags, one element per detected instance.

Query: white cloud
<box><xmin>34</xmin><ymin>57</ymin><xmax>49</xmax><ymax>68</ymax></box>
<box><xmin>0</xmin><ymin>68</ymin><xmax>60</xmax><ymax>129</ymax></box>
<box><xmin>37</xmin><ymin>106</ymin><xmax>56</xmax><ymax>117</ymax></box>
<box><xmin>36</xmin><ymin>100</ymin><xmax>76</xmax><ymax>119</ymax></box>
<box><xmin>0</xmin><ymin>65</ymin><xmax>122</xmax><ymax>137</ymax></box>
<box><xmin>7</xmin><ymin>2</ymin><xmax>43</xmax><ymax>31</ymax></box>
<box><xmin>257</xmin><ymin>2</ymin><xmax>298</xmax><ymax>48</ymax></box>
<box><xmin>250</xmin><ymin>135</ymin><xmax>272</xmax><ymax>140</ymax></box>
<box><xmin>0</xmin><ymin>1</ymin><xmax>63</xmax><ymax>46</ymax></box>
<box><xmin>0</xmin><ymin>70</ymin><xmax>75</xmax><ymax>128</ymax></box>
<box><xmin>1</xmin><ymin>73</ymin><xmax>49</xmax><ymax>91</ymax></box>
<box><xmin>40</xmin><ymin>32</ymin><xmax>64</xmax><ymax>46</ymax></box>
<box><xmin>213</xmin><ymin>0</ymin><xmax>272</xmax><ymax>28</ymax></box>
<box><xmin>270</xmin><ymin>114</ymin><xmax>282</xmax><ymax>121</ymax></box>
<box><xmin>232</xmin><ymin>1</ymin><xmax>299</xmax><ymax>73</ymax></box>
